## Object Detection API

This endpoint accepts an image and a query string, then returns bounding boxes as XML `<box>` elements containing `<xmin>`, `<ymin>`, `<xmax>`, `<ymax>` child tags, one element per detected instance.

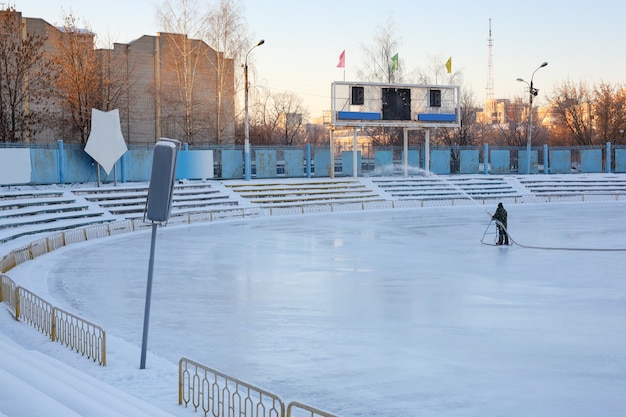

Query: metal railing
<box><xmin>179</xmin><ymin>357</ymin><xmax>285</xmax><ymax>417</ymax></box>
<box><xmin>17</xmin><ymin>287</ymin><xmax>54</xmax><ymax>335</ymax></box>
<box><xmin>0</xmin><ymin>274</ymin><xmax>18</xmax><ymax>316</ymax></box>
<box><xmin>0</xmin><ymin>274</ymin><xmax>106</xmax><ymax>366</ymax></box>
<box><xmin>54</xmin><ymin>306</ymin><xmax>106</xmax><ymax>365</ymax></box>
<box><xmin>286</xmin><ymin>402</ymin><xmax>337</xmax><ymax>417</ymax></box>
<box><xmin>178</xmin><ymin>357</ymin><xmax>340</xmax><ymax>417</ymax></box>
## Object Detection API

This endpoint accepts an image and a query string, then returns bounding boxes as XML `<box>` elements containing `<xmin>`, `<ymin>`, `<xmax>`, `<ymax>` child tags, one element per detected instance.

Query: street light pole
<box><xmin>517</xmin><ymin>61</ymin><xmax>548</xmax><ymax>175</ymax></box>
<box><xmin>244</xmin><ymin>39</ymin><xmax>265</xmax><ymax>181</ymax></box>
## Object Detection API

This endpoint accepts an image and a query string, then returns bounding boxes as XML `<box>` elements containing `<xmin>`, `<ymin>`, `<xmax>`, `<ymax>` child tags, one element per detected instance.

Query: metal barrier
<box><xmin>178</xmin><ymin>357</ymin><xmax>339</xmax><ymax>417</ymax></box>
<box><xmin>0</xmin><ymin>275</ymin><xmax>106</xmax><ymax>366</ymax></box>
<box><xmin>286</xmin><ymin>402</ymin><xmax>337</xmax><ymax>417</ymax></box>
<box><xmin>17</xmin><ymin>287</ymin><xmax>54</xmax><ymax>335</ymax></box>
<box><xmin>54</xmin><ymin>306</ymin><xmax>106</xmax><ymax>366</ymax></box>
<box><xmin>0</xmin><ymin>274</ymin><xmax>17</xmax><ymax>315</ymax></box>
<box><xmin>179</xmin><ymin>357</ymin><xmax>285</xmax><ymax>417</ymax></box>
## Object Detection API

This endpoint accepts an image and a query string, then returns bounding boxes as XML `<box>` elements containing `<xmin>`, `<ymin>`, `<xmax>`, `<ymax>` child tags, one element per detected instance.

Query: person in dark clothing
<box><xmin>491</xmin><ymin>202</ymin><xmax>509</xmax><ymax>245</ymax></box>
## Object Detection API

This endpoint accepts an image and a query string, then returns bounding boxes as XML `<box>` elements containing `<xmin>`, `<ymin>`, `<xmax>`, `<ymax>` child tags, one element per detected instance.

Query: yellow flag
<box><xmin>445</xmin><ymin>57</ymin><xmax>452</xmax><ymax>74</ymax></box>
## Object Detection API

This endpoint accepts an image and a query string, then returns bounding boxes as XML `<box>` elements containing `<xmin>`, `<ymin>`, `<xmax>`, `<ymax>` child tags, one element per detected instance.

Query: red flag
<box><xmin>337</xmin><ymin>50</ymin><xmax>345</xmax><ymax>68</ymax></box>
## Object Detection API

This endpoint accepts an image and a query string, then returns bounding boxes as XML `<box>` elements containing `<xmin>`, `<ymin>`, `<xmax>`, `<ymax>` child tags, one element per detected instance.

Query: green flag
<box><xmin>391</xmin><ymin>53</ymin><xmax>399</xmax><ymax>71</ymax></box>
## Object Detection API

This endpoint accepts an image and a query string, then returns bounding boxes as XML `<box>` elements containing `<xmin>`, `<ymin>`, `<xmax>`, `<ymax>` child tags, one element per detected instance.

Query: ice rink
<box><xmin>9</xmin><ymin>200</ymin><xmax>626</xmax><ymax>417</ymax></box>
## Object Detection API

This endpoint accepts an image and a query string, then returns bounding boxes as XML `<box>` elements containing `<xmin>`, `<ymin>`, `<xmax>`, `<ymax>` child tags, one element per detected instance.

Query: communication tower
<box><xmin>485</xmin><ymin>18</ymin><xmax>497</xmax><ymax>123</ymax></box>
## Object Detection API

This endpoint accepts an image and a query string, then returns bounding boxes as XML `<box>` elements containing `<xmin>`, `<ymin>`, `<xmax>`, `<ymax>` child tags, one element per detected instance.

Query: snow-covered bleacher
<box><xmin>518</xmin><ymin>174</ymin><xmax>626</xmax><ymax>196</ymax></box>
<box><xmin>224</xmin><ymin>178</ymin><xmax>386</xmax><ymax>208</ymax></box>
<box><xmin>0</xmin><ymin>322</ymin><xmax>176</xmax><ymax>417</ymax></box>
<box><xmin>73</xmin><ymin>182</ymin><xmax>239</xmax><ymax>218</ymax></box>
<box><xmin>369</xmin><ymin>176</ymin><xmax>524</xmax><ymax>202</ymax></box>
<box><xmin>0</xmin><ymin>189</ymin><xmax>115</xmax><ymax>244</ymax></box>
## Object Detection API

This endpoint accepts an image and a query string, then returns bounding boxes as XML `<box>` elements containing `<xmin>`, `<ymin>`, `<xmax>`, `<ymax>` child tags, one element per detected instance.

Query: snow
<box><xmin>2</xmin><ymin>198</ymin><xmax>626</xmax><ymax>417</ymax></box>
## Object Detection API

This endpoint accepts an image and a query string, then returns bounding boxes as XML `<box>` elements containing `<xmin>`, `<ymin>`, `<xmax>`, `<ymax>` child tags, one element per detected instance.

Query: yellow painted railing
<box><xmin>0</xmin><ymin>274</ymin><xmax>106</xmax><ymax>366</ymax></box>
<box><xmin>286</xmin><ymin>402</ymin><xmax>338</xmax><ymax>417</ymax></box>
<box><xmin>178</xmin><ymin>357</ymin><xmax>338</xmax><ymax>417</ymax></box>
<box><xmin>179</xmin><ymin>357</ymin><xmax>285</xmax><ymax>417</ymax></box>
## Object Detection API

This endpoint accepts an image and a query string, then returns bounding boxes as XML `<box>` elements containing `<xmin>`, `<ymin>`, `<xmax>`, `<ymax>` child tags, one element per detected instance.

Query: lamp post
<box><xmin>517</xmin><ymin>61</ymin><xmax>548</xmax><ymax>175</ymax></box>
<box><xmin>244</xmin><ymin>39</ymin><xmax>265</xmax><ymax>181</ymax></box>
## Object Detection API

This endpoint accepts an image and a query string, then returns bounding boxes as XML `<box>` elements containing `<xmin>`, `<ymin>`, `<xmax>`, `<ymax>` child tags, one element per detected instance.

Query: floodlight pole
<box><xmin>517</xmin><ymin>62</ymin><xmax>548</xmax><ymax>175</ymax></box>
<box><xmin>244</xmin><ymin>39</ymin><xmax>265</xmax><ymax>181</ymax></box>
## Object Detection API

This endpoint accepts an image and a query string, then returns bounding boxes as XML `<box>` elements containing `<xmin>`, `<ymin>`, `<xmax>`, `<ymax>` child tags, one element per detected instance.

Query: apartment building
<box><xmin>9</xmin><ymin>9</ymin><xmax>236</xmax><ymax>145</ymax></box>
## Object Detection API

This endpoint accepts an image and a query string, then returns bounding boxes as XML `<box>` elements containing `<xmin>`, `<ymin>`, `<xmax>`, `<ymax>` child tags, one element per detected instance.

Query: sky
<box><xmin>12</xmin><ymin>0</ymin><xmax>626</xmax><ymax>118</ymax></box>
<box><xmin>2</xmin><ymin>200</ymin><xmax>626</xmax><ymax>416</ymax></box>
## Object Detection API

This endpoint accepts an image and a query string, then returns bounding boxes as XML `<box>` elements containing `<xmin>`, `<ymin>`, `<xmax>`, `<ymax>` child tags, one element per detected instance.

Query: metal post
<box><xmin>140</xmin><ymin>222</ymin><xmax>158</xmax><ymax>369</ymax></box>
<box><xmin>543</xmin><ymin>144</ymin><xmax>549</xmax><ymax>174</ymax></box>
<box><xmin>244</xmin><ymin>40</ymin><xmax>264</xmax><ymax>181</ymax></box>
<box><xmin>57</xmin><ymin>140</ymin><xmax>65</xmax><ymax>185</ymax></box>
<box><xmin>244</xmin><ymin>61</ymin><xmax>251</xmax><ymax>181</ymax></box>
<box><xmin>518</xmin><ymin>62</ymin><xmax>548</xmax><ymax>175</ymax></box>
<box><xmin>526</xmin><ymin>84</ymin><xmax>534</xmax><ymax>175</ymax></box>
<box><xmin>424</xmin><ymin>128</ymin><xmax>430</xmax><ymax>175</ymax></box>
<box><xmin>483</xmin><ymin>143</ymin><xmax>489</xmax><ymax>175</ymax></box>
<box><xmin>330</xmin><ymin>129</ymin><xmax>335</xmax><ymax>179</ymax></box>
<box><xmin>606</xmin><ymin>141</ymin><xmax>612</xmax><ymax>173</ymax></box>
<box><xmin>352</xmin><ymin>127</ymin><xmax>358</xmax><ymax>178</ymax></box>
<box><xmin>403</xmin><ymin>128</ymin><xmax>408</xmax><ymax>177</ymax></box>
<box><xmin>306</xmin><ymin>143</ymin><xmax>311</xmax><ymax>178</ymax></box>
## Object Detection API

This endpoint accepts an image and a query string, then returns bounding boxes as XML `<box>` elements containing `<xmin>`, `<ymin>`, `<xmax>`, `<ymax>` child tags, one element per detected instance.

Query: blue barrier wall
<box><xmin>5</xmin><ymin>142</ymin><xmax>626</xmax><ymax>186</ymax></box>
<box><xmin>460</xmin><ymin>150</ymin><xmax>479</xmax><ymax>174</ymax></box>
<box><xmin>255</xmin><ymin>150</ymin><xmax>277</xmax><ymax>178</ymax></box>
<box><xmin>64</xmin><ymin>147</ymin><xmax>94</xmax><ymax>183</ymax></box>
<box><xmin>518</xmin><ymin>150</ymin><xmax>538</xmax><ymax>174</ymax></box>
<box><xmin>342</xmin><ymin>151</ymin><xmax>362</xmax><ymax>176</ymax></box>
<box><xmin>221</xmin><ymin>150</ymin><xmax>243</xmax><ymax>179</ymax></box>
<box><xmin>616</xmin><ymin>149</ymin><xmax>626</xmax><ymax>173</ymax></box>
<box><xmin>402</xmin><ymin>150</ymin><xmax>420</xmax><ymax>169</ymax></box>
<box><xmin>580</xmin><ymin>149</ymin><xmax>602</xmax><ymax>173</ymax></box>
<box><xmin>549</xmin><ymin>150</ymin><xmax>571</xmax><ymax>174</ymax></box>
<box><xmin>490</xmin><ymin>150</ymin><xmax>510</xmax><ymax>174</ymax></box>
<box><xmin>374</xmin><ymin>151</ymin><xmax>394</xmax><ymax>175</ymax></box>
<box><xmin>314</xmin><ymin>150</ymin><xmax>331</xmax><ymax>177</ymax></box>
<box><xmin>177</xmin><ymin>149</ymin><xmax>214</xmax><ymax>180</ymax></box>
<box><xmin>430</xmin><ymin>150</ymin><xmax>450</xmax><ymax>175</ymax></box>
<box><xmin>284</xmin><ymin>150</ymin><xmax>304</xmax><ymax>177</ymax></box>
<box><xmin>30</xmin><ymin>148</ymin><xmax>59</xmax><ymax>184</ymax></box>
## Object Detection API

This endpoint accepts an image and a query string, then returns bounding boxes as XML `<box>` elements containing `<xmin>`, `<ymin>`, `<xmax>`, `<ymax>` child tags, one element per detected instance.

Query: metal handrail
<box><xmin>179</xmin><ymin>357</ymin><xmax>284</xmax><ymax>417</ymax></box>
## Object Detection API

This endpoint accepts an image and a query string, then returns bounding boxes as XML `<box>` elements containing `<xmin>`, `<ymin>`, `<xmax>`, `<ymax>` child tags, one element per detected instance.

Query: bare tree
<box><xmin>549</xmin><ymin>80</ymin><xmax>595</xmax><ymax>146</ymax></box>
<box><xmin>357</xmin><ymin>17</ymin><xmax>402</xmax><ymax>84</ymax></box>
<box><xmin>305</xmin><ymin>123</ymin><xmax>328</xmax><ymax>148</ymax></box>
<box><xmin>251</xmin><ymin>89</ymin><xmax>309</xmax><ymax>146</ymax></box>
<box><xmin>411</xmin><ymin>55</ymin><xmax>461</xmax><ymax>86</ymax></box>
<box><xmin>48</xmin><ymin>13</ymin><xmax>104</xmax><ymax>143</ymax></box>
<box><xmin>156</xmin><ymin>0</ymin><xmax>208</xmax><ymax>144</ymax></box>
<box><xmin>0</xmin><ymin>8</ymin><xmax>53</xmax><ymax>142</ymax></box>
<box><xmin>95</xmin><ymin>32</ymin><xmax>135</xmax><ymax>114</ymax></box>
<box><xmin>593</xmin><ymin>81</ymin><xmax>626</xmax><ymax>145</ymax></box>
<box><xmin>434</xmin><ymin>87</ymin><xmax>478</xmax><ymax>146</ymax></box>
<box><xmin>204</xmin><ymin>0</ymin><xmax>247</xmax><ymax>144</ymax></box>
<box><xmin>270</xmin><ymin>91</ymin><xmax>309</xmax><ymax>146</ymax></box>
<box><xmin>156</xmin><ymin>0</ymin><xmax>240</xmax><ymax>145</ymax></box>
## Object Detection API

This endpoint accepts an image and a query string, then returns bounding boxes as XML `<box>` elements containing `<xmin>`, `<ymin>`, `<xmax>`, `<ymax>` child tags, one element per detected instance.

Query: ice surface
<box><xmin>5</xmin><ymin>201</ymin><xmax>626</xmax><ymax>417</ymax></box>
